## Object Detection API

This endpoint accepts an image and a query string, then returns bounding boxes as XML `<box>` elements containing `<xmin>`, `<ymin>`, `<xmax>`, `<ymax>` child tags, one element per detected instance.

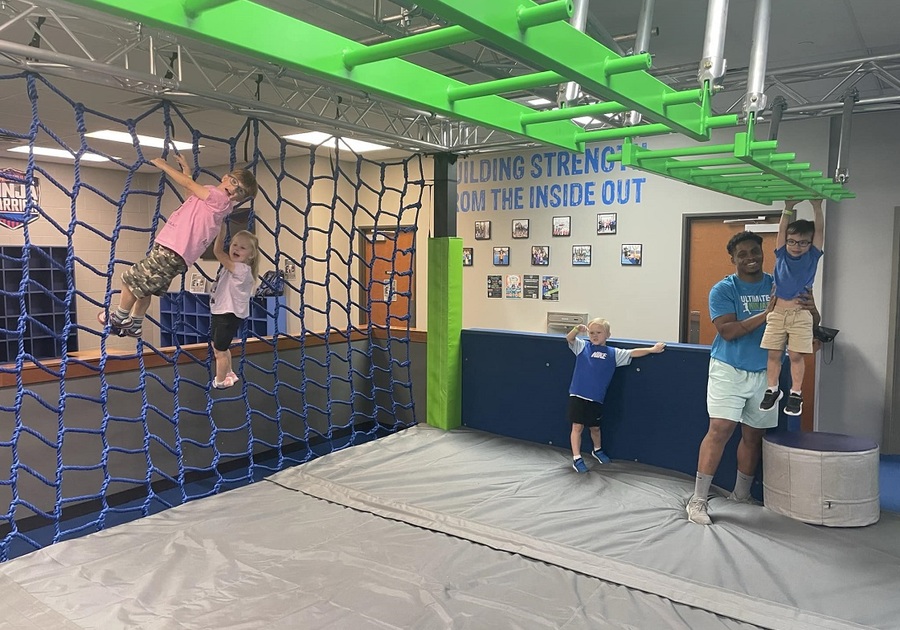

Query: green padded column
<box><xmin>427</xmin><ymin>237</ymin><xmax>463</xmax><ymax>430</ymax></box>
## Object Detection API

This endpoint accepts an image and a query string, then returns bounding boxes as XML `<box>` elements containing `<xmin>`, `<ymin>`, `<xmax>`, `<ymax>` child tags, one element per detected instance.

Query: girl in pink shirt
<box><xmin>209</xmin><ymin>225</ymin><xmax>259</xmax><ymax>389</ymax></box>
<box><xmin>98</xmin><ymin>152</ymin><xmax>258</xmax><ymax>338</ymax></box>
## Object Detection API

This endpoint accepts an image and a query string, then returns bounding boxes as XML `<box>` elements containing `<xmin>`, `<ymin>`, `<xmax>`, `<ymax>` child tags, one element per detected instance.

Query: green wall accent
<box><xmin>427</xmin><ymin>238</ymin><xmax>463</xmax><ymax>430</ymax></box>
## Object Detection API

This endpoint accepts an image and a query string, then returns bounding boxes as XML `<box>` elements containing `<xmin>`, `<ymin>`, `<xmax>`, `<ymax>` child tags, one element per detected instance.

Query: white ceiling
<box><xmin>0</xmin><ymin>0</ymin><xmax>898</xmax><ymax>169</ymax></box>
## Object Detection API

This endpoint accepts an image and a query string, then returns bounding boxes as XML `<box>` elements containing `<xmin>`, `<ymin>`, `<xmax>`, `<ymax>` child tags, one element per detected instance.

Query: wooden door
<box><xmin>360</xmin><ymin>227</ymin><xmax>415</xmax><ymax>329</ymax></box>
<box><xmin>685</xmin><ymin>215</ymin><xmax>815</xmax><ymax>431</ymax></box>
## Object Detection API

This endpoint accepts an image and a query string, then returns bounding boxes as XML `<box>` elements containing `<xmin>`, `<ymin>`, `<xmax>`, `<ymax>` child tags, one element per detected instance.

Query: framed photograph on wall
<box><xmin>475</xmin><ymin>220</ymin><xmax>491</xmax><ymax>240</ymax></box>
<box><xmin>552</xmin><ymin>216</ymin><xmax>571</xmax><ymax>237</ymax></box>
<box><xmin>572</xmin><ymin>245</ymin><xmax>591</xmax><ymax>266</ymax></box>
<box><xmin>621</xmin><ymin>243</ymin><xmax>642</xmax><ymax>266</ymax></box>
<box><xmin>597</xmin><ymin>213</ymin><xmax>617</xmax><ymax>235</ymax></box>
<box><xmin>462</xmin><ymin>247</ymin><xmax>474</xmax><ymax>266</ymax></box>
<box><xmin>531</xmin><ymin>245</ymin><xmax>550</xmax><ymax>266</ymax></box>
<box><xmin>493</xmin><ymin>246</ymin><xmax>510</xmax><ymax>266</ymax></box>
<box><xmin>512</xmin><ymin>219</ymin><xmax>530</xmax><ymax>239</ymax></box>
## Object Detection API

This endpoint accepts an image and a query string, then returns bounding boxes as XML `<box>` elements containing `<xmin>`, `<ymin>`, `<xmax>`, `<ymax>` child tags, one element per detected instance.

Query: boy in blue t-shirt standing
<box><xmin>566</xmin><ymin>318</ymin><xmax>665</xmax><ymax>473</ymax></box>
<box><xmin>759</xmin><ymin>199</ymin><xmax>825</xmax><ymax>416</ymax></box>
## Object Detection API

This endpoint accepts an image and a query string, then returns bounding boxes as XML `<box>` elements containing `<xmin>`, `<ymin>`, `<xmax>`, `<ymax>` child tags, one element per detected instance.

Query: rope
<box><xmin>0</xmin><ymin>71</ymin><xmax>422</xmax><ymax>560</ymax></box>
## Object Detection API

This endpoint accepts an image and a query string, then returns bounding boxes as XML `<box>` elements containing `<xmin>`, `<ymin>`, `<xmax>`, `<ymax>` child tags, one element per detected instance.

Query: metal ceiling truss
<box><xmin>655</xmin><ymin>52</ymin><xmax>900</xmax><ymax>121</ymax></box>
<box><xmin>0</xmin><ymin>0</ymin><xmax>514</xmax><ymax>152</ymax></box>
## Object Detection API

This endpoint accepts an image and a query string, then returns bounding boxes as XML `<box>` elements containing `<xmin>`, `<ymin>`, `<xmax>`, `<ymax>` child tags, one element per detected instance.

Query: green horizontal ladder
<box><xmin>64</xmin><ymin>0</ymin><xmax>730</xmax><ymax>150</ymax></box>
<box><xmin>609</xmin><ymin>132</ymin><xmax>855</xmax><ymax>204</ymax></box>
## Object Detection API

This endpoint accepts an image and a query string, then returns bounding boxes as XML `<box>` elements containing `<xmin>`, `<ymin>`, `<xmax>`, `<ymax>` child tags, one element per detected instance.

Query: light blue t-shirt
<box><xmin>709</xmin><ymin>273</ymin><xmax>773</xmax><ymax>373</ymax></box>
<box><xmin>773</xmin><ymin>245</ymin><xmax>823</xmax><ymax>300</ymax></box>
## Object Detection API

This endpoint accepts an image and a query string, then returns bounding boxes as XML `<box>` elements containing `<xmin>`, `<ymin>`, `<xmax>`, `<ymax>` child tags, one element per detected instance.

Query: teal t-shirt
<box><xmin>709</xmin><ymin>273</ymin><xmax>773</xmax><ymax>373</ymax></box>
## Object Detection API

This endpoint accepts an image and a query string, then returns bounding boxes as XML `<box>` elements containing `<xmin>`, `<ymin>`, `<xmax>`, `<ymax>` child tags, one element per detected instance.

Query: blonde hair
<box><xmin>232</xmin><ymin>230</ymin><xmax>260</xmax><ymax>279</ymax></box>
<box><xmin>587</xmin><ymin>317</ymin><xmax>611</xmax><ymax>335</ymax></box>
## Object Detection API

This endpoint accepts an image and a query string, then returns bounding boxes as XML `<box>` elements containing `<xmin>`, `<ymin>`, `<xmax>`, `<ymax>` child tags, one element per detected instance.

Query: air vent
<box><xmin>0</xmin><ymin>133</ymin><xmax>26</xmax><ymax>145</ymax></box>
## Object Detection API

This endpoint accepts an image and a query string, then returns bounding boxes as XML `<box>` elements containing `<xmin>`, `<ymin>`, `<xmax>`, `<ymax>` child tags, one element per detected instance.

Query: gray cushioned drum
<box><xmin>763</xmin><ymin>431</ymin><xmax>880</xmax><ymax>527</ymax></box>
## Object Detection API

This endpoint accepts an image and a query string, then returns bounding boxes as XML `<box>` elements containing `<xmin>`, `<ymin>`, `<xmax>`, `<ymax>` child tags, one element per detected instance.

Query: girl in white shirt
<box><xmin>209</xmin><ymin>225</ymin><xmax>259</xmax><ymax>389</ymax></box>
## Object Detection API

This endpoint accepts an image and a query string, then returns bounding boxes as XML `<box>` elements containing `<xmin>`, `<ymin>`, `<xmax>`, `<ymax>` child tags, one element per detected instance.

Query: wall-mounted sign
<box><xmin>0</xmin><ymin>168</ymin><xmax>40</xmax><ymax>230</ymax></box>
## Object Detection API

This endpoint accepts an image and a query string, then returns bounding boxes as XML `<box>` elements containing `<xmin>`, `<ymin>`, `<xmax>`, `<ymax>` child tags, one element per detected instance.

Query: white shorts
<box><xmin>706</xmin><ymin>358</ymin><xmax>778</xmax><ymax>429</ymax></box>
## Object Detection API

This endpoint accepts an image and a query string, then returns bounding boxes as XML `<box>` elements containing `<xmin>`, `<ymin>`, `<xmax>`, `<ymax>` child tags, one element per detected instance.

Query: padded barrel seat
<box><xmin>763</xmin><ymin>431</ymin><xmax>880</xmax><ymax>527</ymax></box>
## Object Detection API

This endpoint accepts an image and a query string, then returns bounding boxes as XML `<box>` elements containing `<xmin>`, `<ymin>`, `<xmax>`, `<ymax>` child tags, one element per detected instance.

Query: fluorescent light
<box><xmin>574</xmin><ymin>116</ymin><xmax>602</xmax><ymax>125</ymax></box>
<box><xmin>8</xmin><ymin>146</ymin><xmax>109</xmax><ymax>162</ymax></box>
<box><xmin>283</xmin><ymin>132</ymin><xmax>389</xmax><ymax>153</ymax></box>
<box><xmin>85</xmin><ymin>130</ymin><xmax>196</xmax><ymax>151</ymax></box>
<box><xmin>527</xmin><ymin>98</ymin><xmax>553</xmax><ymax>106</ymax></box>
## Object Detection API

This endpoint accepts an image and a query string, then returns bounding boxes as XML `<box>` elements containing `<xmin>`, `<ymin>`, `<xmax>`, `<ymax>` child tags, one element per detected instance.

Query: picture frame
<box><xmin>597</xmin><ymin>213</ymin><xmax>617</xmax><ymax>235</ymax></box>
<box><xmin>531</xmin><ymin>245</ymin><xmax>550</xmax><ymax>266</ymax></box>
<box><xmin>512</xmin><ymin>219</ymin><xmax>530</xmax><ymax>239</ymax></box>
<box><xmin>462</xmin><ymin>247</ymin><xmax>474</xmax><ymax>267</ymax></box>
<box><xmin>572</xmin><ymin>245</ymin><xmax>591</xmax><ymax>266</ymax></box>
<box><xmin>552</xmin><ymin>216</ymin><xmax>571</xmax><ymax>237</ymax></box>
<box><xmin>474</xmin><ymin>220</ymin><xmax>491</xmax><ymax>240</ymax></box>
<box><xmin>493</xmin><ymin>246</ymin><xmax>510</xmax><ymax>266</ymax></box>
<box><xmin>188</xmin><ymin>272</ymin><xmax>209</xmax><ymax>294</ymax></box>
<box><xmin>621</xmin><ymin>243</ymin><xmax>642</xmax><ymax>266</ymax></box>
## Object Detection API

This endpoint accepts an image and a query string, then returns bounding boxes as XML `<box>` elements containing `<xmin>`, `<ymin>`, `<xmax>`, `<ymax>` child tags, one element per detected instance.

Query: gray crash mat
<box><xmin>0</xmin><ymin>425</ymin><xmax>898</xmax><ymax>629</ymax></box>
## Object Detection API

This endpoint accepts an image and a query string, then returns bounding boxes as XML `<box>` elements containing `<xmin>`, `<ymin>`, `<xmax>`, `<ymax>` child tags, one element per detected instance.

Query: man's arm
<box><xmin>713</xmin><ymin>296</ymin><xmax>775</xmax><ymax>341</ymax></box>
<box><xmin>150</xmin><ymin>155</ymin><xmax>210</xmax><ymax>201</ymax></box>
<box><xmin>811</xmin><ymin>198</ymin><xmax>825</xmax><ymax>250</ymax></box>
<box><xmin>778</xmin><ymin>199</ymin><xmax>800</xmax><ymax>248</ymax></box>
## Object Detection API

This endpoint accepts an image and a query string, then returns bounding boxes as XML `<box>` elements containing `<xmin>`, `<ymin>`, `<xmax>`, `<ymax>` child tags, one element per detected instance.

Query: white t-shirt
<box><xmin>210</xmin><ymin>262</ymin><xmax>254</xmax><ymax>319</ymax></box>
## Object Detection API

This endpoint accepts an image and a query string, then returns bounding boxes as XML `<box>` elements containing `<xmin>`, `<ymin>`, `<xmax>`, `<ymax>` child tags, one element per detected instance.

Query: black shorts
<box><xmin>568</xmin><ymin>396</ymin><xmax>604</xmax><ymax>427</ymax></box>
<box><xmin>210</xmin><ymin>313</ymin><xmax>243</xmax><ymax>351</ymax></box>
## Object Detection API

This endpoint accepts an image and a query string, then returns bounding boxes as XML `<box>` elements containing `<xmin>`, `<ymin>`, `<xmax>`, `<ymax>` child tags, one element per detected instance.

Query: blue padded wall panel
<box><xmin>461</xmin><ymin>329</ymin><xmax>789</xmax><ymax>495</ymax></box>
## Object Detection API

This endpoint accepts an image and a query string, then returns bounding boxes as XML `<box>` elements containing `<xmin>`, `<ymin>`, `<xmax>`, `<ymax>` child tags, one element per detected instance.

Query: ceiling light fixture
<box><xmin>283</xmin><ymin>132</ymin><xmax>389</xmax><ymax>153</ymax></box>
<box><xmin>85</xmin><ymin>130</ymin><xmax>197</xmax><ymax>151</ymax></box>
<box><xmin>8</xmin><ymin>146</ymin><xmax>110</xmax><ymax>162</ymax></box>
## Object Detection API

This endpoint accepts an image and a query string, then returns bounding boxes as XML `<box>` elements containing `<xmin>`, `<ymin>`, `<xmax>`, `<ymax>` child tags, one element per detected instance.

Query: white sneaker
<box><xmin>727</xmin><ymin>492</ymin><xmax>761</xmax><ymax>506</ymax></box>
<box><xmin>686</xmin><ymin>496</ymin><xmax>712</xmax><ymax>525</ymax></box>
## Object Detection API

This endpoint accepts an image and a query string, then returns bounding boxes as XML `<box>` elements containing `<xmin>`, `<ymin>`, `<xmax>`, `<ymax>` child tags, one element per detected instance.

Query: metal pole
<box><xmin>833</xmin><ymin>87</ymin><xmax>858</xmax><ymax>183</ymax></box>
<box><xmin>627</xmin><ymin>0</ymin><xmax>655</xmax><ymax>126</ymax></box>
<box><xmin>633</xmin><ymin>0</ymin><xmax>655</xmax><ymax>55</ymax></box>
<box><xmin>432</xmin><ymin>153</ymin><xmax>458</xmax><ymax>238</ymax></box>
<box><xmin>742</xmin><ymin>0</ymin><xmax>771</xmax><ymax>120</ymax></box>
<box><xmin>561</xmin><ymin>0</ymin><xmax>589</xmax><ymax>107</ymax></box>
<box><xmin>698</xmin><ymin>0</ymin><xmax>729</xmax><ymax>87</ymax></box>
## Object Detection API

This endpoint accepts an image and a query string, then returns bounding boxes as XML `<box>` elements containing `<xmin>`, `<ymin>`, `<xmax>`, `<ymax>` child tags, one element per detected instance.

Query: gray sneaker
<box><xmin>686</xmin><ymin>496</ymin><xmax>712</xmax><ymax>525</ymax></box>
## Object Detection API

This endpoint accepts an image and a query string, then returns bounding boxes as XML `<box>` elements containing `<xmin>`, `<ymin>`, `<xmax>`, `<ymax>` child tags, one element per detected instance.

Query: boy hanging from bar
<box><xmin>758</xmin><ymin>198</ymin><xmax>825</xmax><ymax>416</ymax></box>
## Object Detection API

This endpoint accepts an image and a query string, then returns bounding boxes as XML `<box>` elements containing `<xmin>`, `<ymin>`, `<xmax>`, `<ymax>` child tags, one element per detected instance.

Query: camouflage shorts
<box><xmin>122</xmin><ymin>244</ymin><xmax>187</xmax><ymax>298</ymax></box>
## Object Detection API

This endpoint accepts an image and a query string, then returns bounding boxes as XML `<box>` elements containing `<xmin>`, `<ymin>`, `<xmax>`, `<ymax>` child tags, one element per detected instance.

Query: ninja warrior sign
<box><xmin>0</xmin><ymin>167</ymin><xmax>40</xmax><ymax>230</ymax></box>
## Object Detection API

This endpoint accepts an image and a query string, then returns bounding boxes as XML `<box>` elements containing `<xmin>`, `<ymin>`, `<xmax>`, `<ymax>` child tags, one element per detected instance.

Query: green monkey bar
<box><xmin>65</xmin><ymin>0</ymin><xmax>854</xmax><ymax>203</ymax></box>
<box><xmin>66</xmin><ymin>0</ymin><xmax>727</xmax><ymax>151</ymax></box>
<box><xmin>609</xmin><ymin>127</ymin><xmax>855</xmax><ymax>205</ymax></box>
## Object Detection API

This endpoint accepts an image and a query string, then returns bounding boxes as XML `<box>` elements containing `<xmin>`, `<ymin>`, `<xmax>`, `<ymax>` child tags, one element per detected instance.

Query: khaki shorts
<box><xmin>760</xmin><ymin>304</ymin><xmax>814</xmax><ymax>353</ymax></box>
<box><xmin>122</xmin><ymin>244</ymin><xmax>187</xmax><ymax>299</ymax></box>
<box><xmin>707</xmin><ymin>359</ymin><xmax>778</xmax><ymax>429</ymax></box>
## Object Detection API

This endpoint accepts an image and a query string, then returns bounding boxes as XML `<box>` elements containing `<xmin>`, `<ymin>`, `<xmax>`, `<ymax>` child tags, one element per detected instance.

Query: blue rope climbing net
<box><xmin>0</xmin><ymin>71</ymin><xmax>423</xmax><ymax>561</ymax></box>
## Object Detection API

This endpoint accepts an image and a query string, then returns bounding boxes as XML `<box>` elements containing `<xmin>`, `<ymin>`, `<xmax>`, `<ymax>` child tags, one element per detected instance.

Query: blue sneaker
<box><xmin>572</xmin><ymin>457</ymin><xmax>588</xmax><ymax>473</ymax></box>
<box><xmin>592</xmin><ymin>449</ymin><xmax>611</xmax><ymax>464</ymax></box>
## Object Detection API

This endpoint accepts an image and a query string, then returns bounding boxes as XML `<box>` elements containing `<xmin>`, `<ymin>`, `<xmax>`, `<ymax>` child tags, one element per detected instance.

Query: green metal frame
<box><xmin>610</xmin><ymin>129</ymin><xmax>855</xmax><ymax>204</ymax></box>
<box><xmin>64</xmin><ymin>0</ymin><xmax>730</xmax><ymax>151</ymax></box>
<box><xmin>63</xmin><ymin>0</ymin><xmax>855</xmax><ymax>202</ymax></box>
